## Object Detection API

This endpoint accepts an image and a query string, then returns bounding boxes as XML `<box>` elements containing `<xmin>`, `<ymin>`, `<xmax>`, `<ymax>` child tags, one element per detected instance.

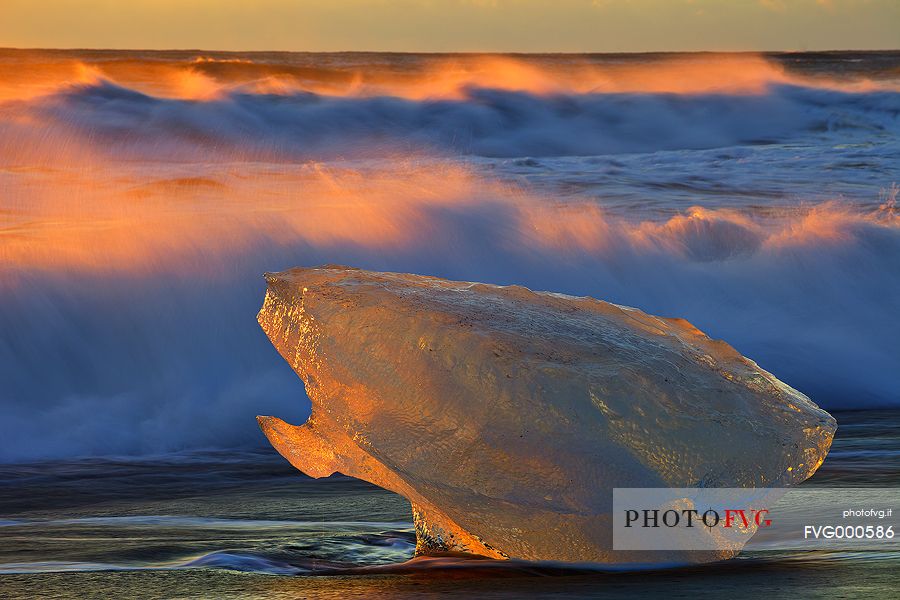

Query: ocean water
<box><xmin>1</xmin><ymin>49</ymin><xmax>899</xmax><ymax>596</ymax></box>
<box><xmin>2</xmin><ymin>50</ymin><xmax>899</xmax><ymax>460</ymax></box>
<box><xmin>0</xmin><ymin>409</ymin><xmax>897</xmax><ymax>598</ymax></box>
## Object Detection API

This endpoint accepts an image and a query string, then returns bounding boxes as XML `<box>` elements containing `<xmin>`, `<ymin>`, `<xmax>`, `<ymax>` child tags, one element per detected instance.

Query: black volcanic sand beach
<box><xmin>0</xmin><ymin>409</ymin><xmax>897</xmax><ymax>599</ymax></box>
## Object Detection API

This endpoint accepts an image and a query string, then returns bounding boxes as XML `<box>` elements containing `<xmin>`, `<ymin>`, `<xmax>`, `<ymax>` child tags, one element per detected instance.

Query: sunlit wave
<box><xmin>1</xmin><ymin>50</ymin><xmax>898</xmax><ymax>461</ymax></box>
<box><xmin>3</xmin><ymin>160</ymin><xmax>897</xmax><ymax>277</ymax></box>
<box><xmin>1</xmin><ymin>52</ymin><xmax>897</xmax><ymax>103</ymax></box>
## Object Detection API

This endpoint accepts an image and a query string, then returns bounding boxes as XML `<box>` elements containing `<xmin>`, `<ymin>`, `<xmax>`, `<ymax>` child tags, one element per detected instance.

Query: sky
<box><xmin>0</xmin><ymin>0</ymin><xmax>898</xmax><ymax>53</ymax></box>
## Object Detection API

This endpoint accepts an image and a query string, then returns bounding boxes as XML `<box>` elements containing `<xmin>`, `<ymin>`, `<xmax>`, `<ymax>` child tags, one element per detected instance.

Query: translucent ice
<box><xmin>257</xmin><ymin>266</ymin><xmax>836</xmax><ymax>564</ymax></box>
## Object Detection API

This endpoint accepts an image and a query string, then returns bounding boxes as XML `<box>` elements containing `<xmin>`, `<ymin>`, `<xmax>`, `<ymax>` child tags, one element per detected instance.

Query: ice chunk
<box><xmin>257</xmin><ymin>266</ymin><xmax>835</xmax><ymax>564</ymax></box>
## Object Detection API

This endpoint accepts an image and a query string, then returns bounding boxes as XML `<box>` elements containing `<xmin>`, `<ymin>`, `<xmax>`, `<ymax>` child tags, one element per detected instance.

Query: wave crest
<box><xmin>1</xmin><ymin>54</ymin><xmax>897</xmax><ymax>161</ymax></box>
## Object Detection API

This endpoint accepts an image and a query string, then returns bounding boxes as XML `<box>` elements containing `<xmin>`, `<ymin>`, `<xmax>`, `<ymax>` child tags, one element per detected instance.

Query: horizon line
<box><xmin>2</xmin><ymin>46</ymin><xmax>899</xmax><ymax>56</ymax></box>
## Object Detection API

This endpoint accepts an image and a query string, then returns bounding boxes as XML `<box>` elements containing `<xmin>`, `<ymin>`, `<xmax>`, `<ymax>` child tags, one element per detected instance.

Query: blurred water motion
<box><xmin>1</xmin><ymin>49</ymin><xmax>898</xmax><ymax>462</ymax></box>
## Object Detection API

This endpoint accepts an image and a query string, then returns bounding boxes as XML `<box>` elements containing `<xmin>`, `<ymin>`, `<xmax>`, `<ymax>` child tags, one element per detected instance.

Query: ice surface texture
<box><xmin>257</xmin><ymin>266</ymin><xmax>835</xmax><ymax>564</ymax></box>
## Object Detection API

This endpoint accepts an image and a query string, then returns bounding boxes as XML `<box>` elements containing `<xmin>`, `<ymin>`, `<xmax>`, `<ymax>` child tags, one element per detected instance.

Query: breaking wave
<box><xmin>2</xmin><ymin>161</ymin><xmax>899</xmax><ymax>461</ymax></box>
<box><xmin>1</xmin><ymin>52</ymin><xmax>898</xmax><ymax>162</ymax></box>
<box><xmin>1</xmin><ymin>50</ymin><xmax>899</xmax><ymax>460</ymax></box>
<box><xmin>2</xmin><ymin>77</ymin><xmax>898</xmax><ymax>162</ymax></box>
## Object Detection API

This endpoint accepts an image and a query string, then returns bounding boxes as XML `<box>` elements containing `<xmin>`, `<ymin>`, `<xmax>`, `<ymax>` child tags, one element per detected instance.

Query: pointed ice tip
<box><xmin>257</xmin><ymin>415</ymin><xmax>291</xmax><ymax>437</ymax></box>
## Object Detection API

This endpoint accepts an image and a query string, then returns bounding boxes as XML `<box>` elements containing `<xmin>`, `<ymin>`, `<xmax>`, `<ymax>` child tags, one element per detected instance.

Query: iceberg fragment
<box><xmin>257</xmin><ymin>266</ymin><xmax>835</xmax><ymax>564</ymax></box>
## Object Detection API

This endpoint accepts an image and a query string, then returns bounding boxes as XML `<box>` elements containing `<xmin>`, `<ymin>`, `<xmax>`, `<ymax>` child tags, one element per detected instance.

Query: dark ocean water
<box><xmin>0</xmin><ymin>410</ymin><xmax>897</xmax><ymax>599</ymax></box>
